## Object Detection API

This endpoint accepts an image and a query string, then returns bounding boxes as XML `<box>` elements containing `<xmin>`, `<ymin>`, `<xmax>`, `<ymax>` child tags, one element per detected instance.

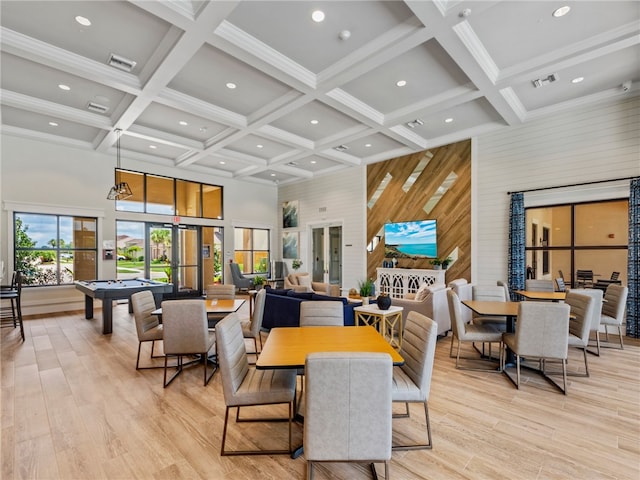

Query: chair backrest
<box><xmin>576</xmin><ymin>270</ymin><xmax>594</xmax><ymax>286</ymax></box>
<box><xmin>448</xmin><ymin>279</ymin><xmax>472</xmax><ymax>323</ymax></box>
<box><xmin>215</xmin><ymin>313</ymin><xmax>249</xmax><ymax>405</ymax></box>
<box><xmin>299</xmin><ymin>301</ymin><xmax>343</xmax><ymax>326</ymax></box>
<box><xmin>447</xmin><ymin>289</ymin><xmax>466</xmax><ymax>339</ymax></box>
<box><xmin>497</xmin><ymin>280</ymin><xmax>511</xmax><ymax>301</ymax></box>
<box><xmin>558</xmin><ymin>270</ymin><xmax>565</xmax><ymax>280</ymax></box>
<box><xmin>161</xmin><ymin>300</ymin><xmax>210</xmax><ymax>355</ymax></box>
<box><xmin>304</xmin><ymin>352</ymin><xmax>392</xmax><ymax>462</ymax></box>
<box><xmin>565</xmin><ymin>291</ymin><xmax>594</xmax><ymax>346</ymax></box>
<box><xmin>472</xmin><ymin>285</ymin><xmax>507</xmax><ymax>302</ymax></box>
<box><xmin>602</xmin><ymin>284</ymin><xmax>628</xmax><ymax>322</ymax></box>
<box><xmin>206</xmin><ymin>284</ymin><xmax>235</xmax><ymax>299</ymax></box>
<box><xmin>131</xmin><ymin>290</ymin><xmax>160</xmax><ymax>338</ymax></box>
<box><xmin>610</xmin><ymin>271</ymin><xmax>620</xmax><ymax>281</ymax></box>
<box><xmin>249</xmin><ymin>288</ymin><xmax>266</xmax><ymax>336</ymax></box>
<box><xmin>514</xmin><ymin>302</ymin><xmax>570</xmax><ymax>359</ymax></box>
<box><xmin>525</xmin><ymin>279</ymin><xmax>555</xmax><ymax>292</ymax></box>
<box><xmin>568</xmin><ymin>288</ymin><xmax>603</xmax><ymax>332</ymax></box>
<box><xmin>399</xmin><ymin>311</ymin><xmax>438</xmax><ymax>401</ymax></box>
<box><xmin>555</xmin><ymin>277</ymin><xmax>566</xmax><ymax>292</ymax></box>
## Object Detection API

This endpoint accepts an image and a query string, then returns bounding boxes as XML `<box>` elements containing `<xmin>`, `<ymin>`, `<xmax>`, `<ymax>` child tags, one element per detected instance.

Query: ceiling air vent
<box><xmin>406</xmin><ymin>119</ymin><xmax>424</xmax><ymax>129</ymax></box>
<box><xmin>532</xmin><ymin>73</ymin><xmax>558</xmax><ymax>88</ymax></box>
<box><xmin>108</xmin><ymin>53</ymin><xmax>137</xmax><ymax>72</ymax></box>
<box><xmin>334</xmin><ymin>145</ymin><xmax>349</xmax><ymax>152</ymax></box>
<box><xmin>87</xmin><ymin>102</ymin><xmax>109</xmax><ymax>114</ymax></box>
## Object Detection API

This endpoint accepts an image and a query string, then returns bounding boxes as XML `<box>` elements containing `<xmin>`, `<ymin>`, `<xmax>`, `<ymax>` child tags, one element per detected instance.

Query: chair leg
<box><xmin>307</xmin><ymin>461</ymin><xmax>313</xmax><ymax>480</ymax></box>
<box><xmin>163</xmin><ymin>355</ymin><xmax>183</xmax><ymax>387</ymax></box>
<box><xmin>392</xmin><ymin>400</ymin><xmax>432</xmax><ymax>451</ymax></box>
<box><xmin>516</xmin><ymin>355</ymin><xmax>521</xmax><ymax>389</ymax></box>
<box><xmin>618</xmin><ymin>325</ymin><xmax>624</xmax><ymax>349</ymax></box>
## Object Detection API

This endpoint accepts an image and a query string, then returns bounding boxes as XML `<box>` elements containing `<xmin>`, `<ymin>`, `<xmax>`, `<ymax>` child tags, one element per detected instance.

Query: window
<box><xmin>114</xmin><ymin>169</ymin><xmax>223</xmax><ymax>219</ymax></box>
<box><xmin>14</xmin><ymin>213</ymin><xmax>97</xmax><ymax>286</ymax></box>
<box><xmin>525</xmin><ymin>199</ymin><xmax>628</xmax><ymax>286</ymax></box>
<box><xmin>234</xmin><ymin>227</ymin><xmax>269</xmax><ymax>274</ymax></box>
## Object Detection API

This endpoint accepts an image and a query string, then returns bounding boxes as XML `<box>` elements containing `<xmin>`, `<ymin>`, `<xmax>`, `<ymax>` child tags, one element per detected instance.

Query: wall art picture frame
<box><xmin>282</xmin><ymin>232</ymin><xmax>299</xmax><ymax>259</ymax></box>
<box><xmin>282</xmin><ymin>200</ymin><xmax>299</xmax><ymax>228</ymax></box>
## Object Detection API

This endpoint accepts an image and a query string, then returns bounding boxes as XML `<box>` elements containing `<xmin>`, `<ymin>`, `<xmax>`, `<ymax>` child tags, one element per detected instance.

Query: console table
<box><xmin>376</xmin><ymin>268</ymin><xmax>446</xmax><ymax>299</ymax></box>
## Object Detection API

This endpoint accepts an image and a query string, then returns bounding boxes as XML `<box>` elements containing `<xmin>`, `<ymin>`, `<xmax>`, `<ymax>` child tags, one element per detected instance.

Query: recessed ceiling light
<box><xmin>571</xmin><ymin>77</ymin><xmax>584</xmax><ymax>84</ymax></box>
<box><xmin>270</xmin><ymin>173</ymin><xmax>276</xmax><ymax>177</ymax></box>
<box><xmin>396</xmin><ymin>80</ymin><xmax>407</xmax><ymax>87</ymax></box>
<box><xmin>256</xmin><ymin>144</ymin><xmax>264</xmax><ymax>149</ymax></box>
<box><xmin>445</xmin><ymin>118</ymin><xmax>453</xmax><ymax>123</ymax></box>
<box><xmin>226</xmin><ymin>82</ymin><xmax>236</xmax><ymax>89</ymax></box>
<box><xmin>365</xmin><ymin>143</ymin><xmax>372</xmax><ymax>148</ymax></box>
<box><xmin>219</xmin><ymin>160</ymin><xmax>226</xmax><ymax>165</ymax></box>
<box><xmin>179</xmin><ymin>120</ymin><xmax>188</xmax><ymax>126</ymax></box>
<box><xmin>311</xmin><ymin>10</ymin><xmax>325</xmax><ymax>22</ymax></box>
<box><xmin>149</xmin><ymin>145</ymin><xmax>157</xmax><ymax>149</ymax></box>
<box><xmin>310</xmin><ymin>119</ymin><xmax>319</xmax><ymax>125</ymax></box>
<box><xmin>58</xmin><ymin>84</ymin><xmax>71</xmax><ymax>91</ymax></box>
<box><xmin>48</xmin><ymin>121</ymin><xmax>58</xmax><ymax>127</ymax></box>
<box><xmin>75</xmin><ymin>15</ymin><xmax>91</xmax><ymax>26</ymax></box>
<box><xmin>552</xmin><ymin>6</ymin><xmax>570</xmax><ymax>17</ymax></box>
<box><xmin>310</xmin><ymin>160</ymin><xmax>317</xmax><ymax>164</ymax></box>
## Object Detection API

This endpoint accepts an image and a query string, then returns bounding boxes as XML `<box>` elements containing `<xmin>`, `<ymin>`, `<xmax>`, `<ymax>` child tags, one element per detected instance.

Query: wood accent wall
<box><xmin>366</xmin><ymin>139</ymin><xmax>471</xmax><ymax>283</ymax></box>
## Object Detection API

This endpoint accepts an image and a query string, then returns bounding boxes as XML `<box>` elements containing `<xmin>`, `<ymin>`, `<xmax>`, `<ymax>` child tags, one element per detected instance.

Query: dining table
<box><xmin>462</xmin><ymin>300</ymin><xmax>520</xmax><ymax>365</ymax></box>
<box><xmin>256</xmin><ymin>325</ymin><xmax>404</xmax><ymax>458</ymax></box>
<box><xmin>515</xmin><ymin>290</ymin><xmax>566</xmax><ymax>301</ymax></box>
<box><xmin>152</xmin><ymin>298</ymin><xmax>246</xmax><ymax>328</ymax></box>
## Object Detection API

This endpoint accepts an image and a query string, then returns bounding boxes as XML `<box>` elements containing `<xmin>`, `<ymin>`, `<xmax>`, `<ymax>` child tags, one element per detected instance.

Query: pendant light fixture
<box><xmin>106</xmin><ymin>128</ymin><xmax>132</xmax><ymax>200</ymax></box>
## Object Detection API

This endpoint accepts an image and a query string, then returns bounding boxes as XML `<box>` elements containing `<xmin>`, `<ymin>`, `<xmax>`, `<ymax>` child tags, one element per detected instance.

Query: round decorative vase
<box><xmin>377</xmin><ymin>294</ymin><xmax>392</xmax><ymax>310</ymax></box>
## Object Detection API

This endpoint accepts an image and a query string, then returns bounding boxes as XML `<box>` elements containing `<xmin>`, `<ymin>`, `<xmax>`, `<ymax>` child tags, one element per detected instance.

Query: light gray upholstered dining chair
<box><xmin>471</xmin><ymin>285</ymin><xmax>508</xmax><ymax>328</ymax></box>
<box><xmin>564</xmin><ymin>291</ymin><xmax>594</xmax><ymax>377</ymax></box>
<box><xmin>216</xmin><ymin>313</ymin><xmax>297</xmax><ymax>456</ymax></box>
<box><xmin>299</xmin><ymin>301</ymin><xmax>343</xmax><ymax>326</ymax></box>
<box><xmin>131</xmin><ymin>290</ymin><xmax>164</xmax><ymax>370</ymax></box>
<box><xmin>568</xmin><ymin>288</ymin><xmax>603</xmax><ymax>356</ymax></box>
<box><xmin>161</xmin><ymin>300</ymin><xmax>216</xmax><ymax>387</ymax></box>
<box><xmin>501</xmin><ymin>301</ymin><xmax>571</xmax><ymax>394</ymax></box>
<box><xmin>305</xmin><ymin>352</ymin><xmax>392</xmax><ymax>480</ymax></box>
<box><xmin>525</xmin><ymin>279</ymin><xmax>555</xmax><ymax>292</ymax></box>
<box><xmin>497</xmin><ymin>280</ymin><xmax>512</xmax><ymax>301</ymax></box>
<box><xmin>392</xmin><ymin>311</ymin><xmax>437</xmax><ymax>451</ymax></box>
<box><xmin>241</xmin><ymin>287</ymin><xmax>265</xmax><ymax>356</ymax></box>
<box><xmin>448</xmin><ymin>290</ymin><xmax>503</xmax><ymax>371</ymax></box>
<box><xmin>600</xmin><ymin>284</ymin><xmax>628</xmax><ymax>350</ymax></box>
<box><xmin>206</xmin><ymin>283</ymin><xmax>236</xmax><ymax>299</ymax></box>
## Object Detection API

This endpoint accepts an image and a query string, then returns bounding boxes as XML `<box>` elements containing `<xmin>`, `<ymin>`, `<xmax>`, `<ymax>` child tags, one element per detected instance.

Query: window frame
<box><xmin>233</xmin><ymin>227</ymin><xmax>270</xmax><ymax>275</ymax></box>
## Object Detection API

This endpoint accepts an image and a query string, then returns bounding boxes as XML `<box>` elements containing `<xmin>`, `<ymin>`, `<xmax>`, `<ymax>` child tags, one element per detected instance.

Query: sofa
<box><xmin>390</xmin><ymin>283</ymin><xmax>450</xmax><ymax>336</ymax></box>
<box><xmin>284</xmin><ymin>273</ymin><xmax>340</xmax><ymax>297</ymax></box>
<box><xmin>262</xmin><ymin>288</ymin><xmax>360</xmax><ymax>329</ymax></box>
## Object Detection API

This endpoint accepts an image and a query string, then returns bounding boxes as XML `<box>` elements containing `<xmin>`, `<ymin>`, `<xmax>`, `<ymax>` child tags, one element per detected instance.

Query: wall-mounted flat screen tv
<box><xmin>384</xmin><ymin>220</ymin><xmax>437</xmax><ymax>258</ymax></box>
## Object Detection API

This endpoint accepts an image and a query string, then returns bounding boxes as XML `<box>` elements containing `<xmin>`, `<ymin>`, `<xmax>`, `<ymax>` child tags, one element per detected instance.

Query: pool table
<box><xmin>74</xmin><ymin>279</ymin><xmax>173</xmax><ymax>334</ymax></box>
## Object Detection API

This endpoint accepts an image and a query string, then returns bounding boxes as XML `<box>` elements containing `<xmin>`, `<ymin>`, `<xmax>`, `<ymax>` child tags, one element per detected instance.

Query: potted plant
<box><xmin>253</xmin><ymin>275</ymin><xmax>267</xmax><ymax>290</ymax></box>
<box><xmin>430</xmin><ymin>258</ymin><xmax>442</xmax><ymax>270</ymax></box>
<box><xmin>292</xmin><ymin>259</ymin><xmax>303</xmax><ymax>271</ymax></box>
<box><xmin>441</xmin><ymin>257</ymin><xmax>453</xmax><ymax>269</ymax></box>
<box><xmin>358</xmin><ymin>278</ymin><xmax>374</xmax><ymax>304</ymax></box>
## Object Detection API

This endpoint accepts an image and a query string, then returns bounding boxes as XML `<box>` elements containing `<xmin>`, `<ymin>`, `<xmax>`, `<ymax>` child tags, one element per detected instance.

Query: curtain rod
<box><xmin>507</xmin><ymin>176</ymin><xmax>638</xmax><ymax>195</ymax></box>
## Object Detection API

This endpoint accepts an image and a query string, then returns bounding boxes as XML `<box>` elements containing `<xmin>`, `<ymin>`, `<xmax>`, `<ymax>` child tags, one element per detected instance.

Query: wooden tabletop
<box><xmin>515</xmin><ymin>290</ymin><xmax>566</xmax><ymax>301</ymax></box>
<box><xmin>152</xmin><ymin>298</ymin><xmax>245</xmax><ymax>316</ymax></box>
<box><xmin>256</xmin><ymin>325</ymin><xmax>404</xmax><ymax>369</ymax></box>
<box><xmin>462</xmin><ymin>300</ymin><xmax>520</xmax><ymax>317</ymax></box>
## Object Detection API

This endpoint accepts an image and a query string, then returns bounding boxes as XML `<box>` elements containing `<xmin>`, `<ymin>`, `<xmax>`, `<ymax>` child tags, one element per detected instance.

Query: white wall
<box><xmin>1</xmin><ymin>135</ymin><xmax>278</xmax><ymax>314</ymax></box>
<box><xmin>473</xmin><ymin>96</ymin><xmax>640</xmax><ymax>286</ymax></box>
<box><xmin>277</xmin><ymin>166</ymin><xmax>367</xmax><ymax>292</ymax></box>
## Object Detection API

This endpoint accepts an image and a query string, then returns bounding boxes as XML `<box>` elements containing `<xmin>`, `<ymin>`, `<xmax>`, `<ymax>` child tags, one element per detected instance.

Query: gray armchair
<box><xmin>229</xmin><ymin>262</ymin><xmax>253</xmax><ymax>292</ymax></box>
<box><xmin>391</xmin><ymin>283</ymin><xmax>450</xmax><ymax>336</ymax></box>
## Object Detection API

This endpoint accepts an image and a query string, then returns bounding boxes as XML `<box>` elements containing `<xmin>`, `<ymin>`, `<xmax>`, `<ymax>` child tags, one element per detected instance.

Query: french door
<box><xmin>148</xmin><ymin>224</ymin><xmax>201</xmax><ymax>297</ymax></box>
<box><xmin>311</xmin><ymin>224</ymin><xmax>342</xmax><ymax>287</ymax></box>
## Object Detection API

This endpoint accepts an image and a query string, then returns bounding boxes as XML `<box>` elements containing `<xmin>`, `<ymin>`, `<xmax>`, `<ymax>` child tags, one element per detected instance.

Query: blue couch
<box><xmin>262</xmin><ymin>288</ymin><xmax>361</xmax><ymax>329</ymax></box>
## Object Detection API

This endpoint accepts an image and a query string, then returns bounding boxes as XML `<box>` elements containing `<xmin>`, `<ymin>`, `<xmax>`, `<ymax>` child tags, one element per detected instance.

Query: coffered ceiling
<box><xmin>1</xmin><ymin>1</ymin><xmax>638</xmax><ymax>185</ymax></box>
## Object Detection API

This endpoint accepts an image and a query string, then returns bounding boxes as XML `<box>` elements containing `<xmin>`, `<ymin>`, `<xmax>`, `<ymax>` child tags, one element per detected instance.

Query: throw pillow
<box><xmin>415</xmin><ymin>283</ymin><xmax>430</xmax><ymax>301</ymax></box>
<box><xmin>297</xmin><ymin>275</ymin><xmax>313</xmax><ymax>292</ymax></box>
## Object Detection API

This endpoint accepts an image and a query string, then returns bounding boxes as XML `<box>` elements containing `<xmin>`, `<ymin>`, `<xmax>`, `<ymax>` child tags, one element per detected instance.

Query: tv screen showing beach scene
<box><xmin>384</xmin><ymin>220</ymin><xmax>437</xmax><ymax>258</ymax></box>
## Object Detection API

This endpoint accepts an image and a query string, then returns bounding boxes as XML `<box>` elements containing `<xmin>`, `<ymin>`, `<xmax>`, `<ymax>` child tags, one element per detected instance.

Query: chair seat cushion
<box><xmin>462</xmin><ymin>324</ymin><xmax>503</xmax><ymax>342</ymax></box>
<box><xmin>139</xmin><ymin>323</ymin><xmax>163</xmax><ymax>342</ymax></box>
<box><xmin>568</xmin><ymin>333</ymin><xmax>587</xmax><ymax>347</ymax></box>
<box><xmin>391</xmin><ymin>366</ymin><xmax>423</xmax><ymax>402</ymax></box>
<box><xmin>600</xmin><ymin>314</ymin><xmax>621</xmax><ymax>326</ymax></box>
<box><xmin>232</xmin><ymin>367</ymin><xmax>297</xmax><ymax>406</ymax></box>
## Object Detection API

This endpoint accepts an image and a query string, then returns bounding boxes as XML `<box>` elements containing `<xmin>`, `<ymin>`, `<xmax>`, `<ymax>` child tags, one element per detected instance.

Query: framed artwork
<box><xmin>283</xmin><ymin>232</ymin><xmax>299</xmax><ymax>259</ymax></box>
<box><xmin>202</xmin><ymin>244</ymin><xmax>211</xmax><ymax>259</ymax></box>
<box><xmin>283</xmin><ymin>200</ymin><xmax>299</xmax><ymax>228</ymax></box>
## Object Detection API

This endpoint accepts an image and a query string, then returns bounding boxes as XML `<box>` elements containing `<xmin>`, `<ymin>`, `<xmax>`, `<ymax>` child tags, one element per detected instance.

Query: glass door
<box><xmin>147</xmin><ymin>223</ymin><xmax>201</xmax><ymax>296</ymax></box>
<box><xmin>311</xmin><ymin>224</ymin><xmax>342</xmax><ymax>287</ymax></box>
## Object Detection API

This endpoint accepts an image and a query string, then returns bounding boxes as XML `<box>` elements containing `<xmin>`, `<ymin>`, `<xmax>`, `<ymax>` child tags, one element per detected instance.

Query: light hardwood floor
<box><xmin>2</xmin><ymin>298</ymin><xmax>639</xmax><ymax>480</ymax></box>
